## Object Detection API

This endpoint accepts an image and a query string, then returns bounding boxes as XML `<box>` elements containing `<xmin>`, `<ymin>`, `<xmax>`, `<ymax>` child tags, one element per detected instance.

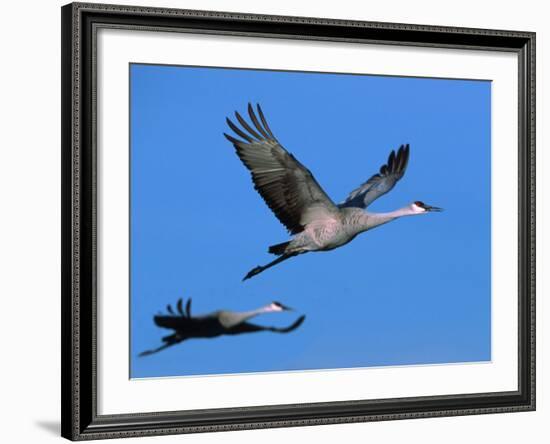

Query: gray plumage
<box><xmin>224</xmin><ymin>103</ymin><xmax>442</xmax><ymax>281</ymax></box>
<box><xmin>225</xmin><ymin>103</ymin><xmax>338</xmax><ymax>235</ymax></box>
<box><xmin>139</xmin><ymin>299</ymin><xmax>305</xmax><ymax>357</ymax></box>
<box><xmin>338</xmin><ymin>144</ymin><xmax>410</xmax><ymax>209</ymax></box>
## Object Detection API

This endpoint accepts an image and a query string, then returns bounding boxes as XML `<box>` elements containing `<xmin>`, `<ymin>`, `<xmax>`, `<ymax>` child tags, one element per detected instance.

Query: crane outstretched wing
<box><xmin>153</xmin><ymin>314</ymin><xmax>190</xmax><ymax>330</ymax></box>
<box><xmin>224</xmin><ymin>103</ymin><xmax>338</xmax><ymax>234</ymax></box>
<box><xmin>176</xmin><ymin>298</ymin><xmax>184</xmax><ymax>316</ymax></box>
<box><xmin>154</xmin><ymin>298</ymin><xmax>193</xmax><ymax>330</ymax></box>
<box><xmin>339</xmin><ymin>144</ymin><xmax>410</xmax><ymax>209</ymax></box>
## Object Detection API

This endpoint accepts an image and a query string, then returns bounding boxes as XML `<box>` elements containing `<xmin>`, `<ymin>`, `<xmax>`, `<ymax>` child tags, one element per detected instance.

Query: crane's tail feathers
<box><xmin>268</xmin><ymin>241</ymin><xmax>290</xmax><ymax>255</ymax></box>
<box><xmin>162</xmin><ymin>333</ymin><xmax>178</xmax><ymax>343</ymax></box>
<box><xmin>243</xmin><ymin>253</ymin><xmax>298</xmax><ymax>281</ymax></box>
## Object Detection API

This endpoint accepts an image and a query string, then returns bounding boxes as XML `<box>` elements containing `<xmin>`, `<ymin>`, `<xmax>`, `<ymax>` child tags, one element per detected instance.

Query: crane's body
<box><xmin>224</xmin><ymin>104</ymin><xmax>442</xmax><ymax>280</ymax></box>
<box><xmin>139</xmin><ymin>299</ymin><xmax>305</xmax><ymax>356</ymax></box>
<box><xmin>282</xmin><ymin>207</ymin><xmax>408</xmax><ymax>253</ymax></box>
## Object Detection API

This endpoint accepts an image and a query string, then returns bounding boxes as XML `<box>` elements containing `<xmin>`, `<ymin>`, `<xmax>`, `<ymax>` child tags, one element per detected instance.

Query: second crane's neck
<box><xmin>234</xmin><ymin>305</ymin><xmax>275</xmax><ymax>322</ymax></box>
<box><xmin>218</xmin><ymin>306</ymin><xmax>271</xmax><ymax>329</ymax></box>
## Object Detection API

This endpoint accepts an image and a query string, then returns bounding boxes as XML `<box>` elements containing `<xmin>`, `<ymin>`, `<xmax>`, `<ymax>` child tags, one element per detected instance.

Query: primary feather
<box><xmin>339</xmin><ymin>144</ymin><xmax>410</xmax><ymax>209</ymax></box>
<box><xmin>224</xmin><ymin>103</ymin><xmax>338</xmax><ymax>234</ymax></box>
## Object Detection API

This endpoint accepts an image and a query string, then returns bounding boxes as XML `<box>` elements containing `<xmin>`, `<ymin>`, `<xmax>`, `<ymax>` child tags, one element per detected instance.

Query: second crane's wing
<box><xmin>339</xmin><ymin>144</ymin><xmax>410</xmax><ymax>209</ymax></box>
<box><xmin>224</xmin><ymin>104</ymin><xmax>338</xmax><ymax>234</ymax></box>
<box><xmin>153</xmin><ymin>314</ymin><xmax>191</xmax><ymax>330</ymax></box>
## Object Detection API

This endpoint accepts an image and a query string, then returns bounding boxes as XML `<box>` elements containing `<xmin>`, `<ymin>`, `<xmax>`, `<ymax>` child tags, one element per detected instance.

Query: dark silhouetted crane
<box><xmin>139</xmin><ymin>299</ymin><xmax>305</xmax><ymax>357</ymax></box>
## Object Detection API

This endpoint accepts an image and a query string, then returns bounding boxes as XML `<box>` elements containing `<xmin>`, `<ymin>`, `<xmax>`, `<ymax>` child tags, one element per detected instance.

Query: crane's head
<box><xmin>412</xmin><ymin>201</ymin><xmax>443</xmax><ymax>213</ymax></box>
<box><xmin>268</xmin><ymin>301</ymin><xmax>293</xmax><ymax>312</ymax></box>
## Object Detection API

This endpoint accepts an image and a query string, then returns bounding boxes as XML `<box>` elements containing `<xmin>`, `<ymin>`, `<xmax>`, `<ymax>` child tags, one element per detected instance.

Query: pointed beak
<box><xmin>426</xmin><ymin>205</ymin><xmax>443</xmax><ymax>212</ymax></box>
<box><xmin>277</xmin><ymin>303</ymin><xmax>293</xmax><ymax>311</ymax></box>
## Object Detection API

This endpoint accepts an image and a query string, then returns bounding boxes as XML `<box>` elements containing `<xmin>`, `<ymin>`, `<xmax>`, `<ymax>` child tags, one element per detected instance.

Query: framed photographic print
<box><xmin>61</xmin><ymin>2</ymin><xmax>536</xmax><ymax>440</ymax></box>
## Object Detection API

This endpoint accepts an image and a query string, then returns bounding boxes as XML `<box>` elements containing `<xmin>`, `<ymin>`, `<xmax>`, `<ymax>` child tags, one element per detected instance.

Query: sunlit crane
<box><xmin>224</xmin><ymin>103</ymin><xmax>442</xmax><ymax>280</ymax></box>
<box><xmin>139</xmin><ymin>299</ymin><xmax>305</xmax><ymax>356</ymax></box>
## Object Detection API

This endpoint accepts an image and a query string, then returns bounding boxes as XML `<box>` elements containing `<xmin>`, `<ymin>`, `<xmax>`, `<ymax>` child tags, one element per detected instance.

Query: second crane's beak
<box><xmin>425</xmin><ymin>205</ymin><xmax>443</xmax><ymax>212</ymax></box>
<box><xmin>273</xmin><ymin>302</ymin><xmax>293</xmax><ymax>311</ymax></box>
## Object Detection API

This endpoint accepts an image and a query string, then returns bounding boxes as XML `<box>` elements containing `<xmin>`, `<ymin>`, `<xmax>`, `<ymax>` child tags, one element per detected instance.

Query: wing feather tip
<box><xmin>223</xmin><ymin>132</ymin><xmax>241</xmax><ymax>145</ymax></box>
<box><xmin>238</xmin><ymin>109</ymin><xmax>266</xmax><ymax>140</ymax></box>
<box><xmin>247</xmin><ymin>102</ymin><xmax>271</xmax><ymax>139</ymax></box>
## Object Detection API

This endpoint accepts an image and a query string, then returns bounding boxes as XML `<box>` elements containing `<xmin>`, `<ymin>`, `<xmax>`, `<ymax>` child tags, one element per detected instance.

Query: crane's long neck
<box><xmin>237</xmin><ymin>306</ymin><xmax>270</xmax><ymax>322</ymax></box>
<box><xmin>222</xmin><ymin>305</ymin><xmax>273</xmax><ymax>327</ymax></box>
<box><xmin>357</xmin><ymin>205</ymin><xmax>419</xmax><ymax>232</ymax></box>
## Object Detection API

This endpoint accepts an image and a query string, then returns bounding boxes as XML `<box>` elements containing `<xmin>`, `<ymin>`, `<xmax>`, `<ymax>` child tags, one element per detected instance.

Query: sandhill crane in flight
<box><xmin>224</xmin><ymin>103</ymin><xmax>442</xmax><ymax>281</ymax></box>
<box><xmin>139</xmin><ymin>298</ymin><xmax>305</xmax><ymax>357</ymax></box>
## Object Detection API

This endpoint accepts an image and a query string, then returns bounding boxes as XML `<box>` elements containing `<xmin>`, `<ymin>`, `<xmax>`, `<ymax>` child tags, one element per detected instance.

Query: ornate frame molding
<box><xmin>61</xmin><ymin>2</ymin><xmax>535</xmax><ymax>440</ymax></box>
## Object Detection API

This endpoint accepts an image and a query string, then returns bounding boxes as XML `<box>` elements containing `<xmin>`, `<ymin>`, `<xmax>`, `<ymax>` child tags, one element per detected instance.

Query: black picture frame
<box><xmin>61</xmin><ymin>2</ymin><xmax>536</xmax><ymax>440</ymax></box>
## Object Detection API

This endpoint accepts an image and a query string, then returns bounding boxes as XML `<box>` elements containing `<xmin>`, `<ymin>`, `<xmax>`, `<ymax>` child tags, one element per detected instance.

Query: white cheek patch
<box><xmin>411</xmin><ymin>204</ymin><xmax>425</xmax><ymax>213</ymax></box>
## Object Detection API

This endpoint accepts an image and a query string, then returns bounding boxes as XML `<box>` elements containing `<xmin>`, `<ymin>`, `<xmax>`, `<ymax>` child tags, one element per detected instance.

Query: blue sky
<box><xmin>130</xmin><ymin>63</ymin><xmax>491</xmax><ymax>379</ymax></box>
